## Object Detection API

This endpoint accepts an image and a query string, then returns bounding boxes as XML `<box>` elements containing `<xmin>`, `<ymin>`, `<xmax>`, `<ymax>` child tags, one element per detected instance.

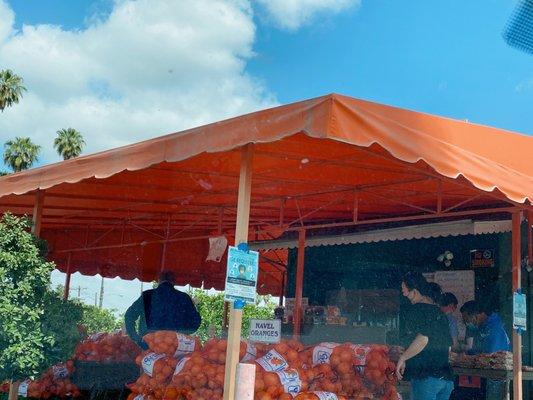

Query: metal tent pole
<box><xmin>512</xmin><ymin>211</ymin><xmax>523</xmax><ymax>400</ymax></box>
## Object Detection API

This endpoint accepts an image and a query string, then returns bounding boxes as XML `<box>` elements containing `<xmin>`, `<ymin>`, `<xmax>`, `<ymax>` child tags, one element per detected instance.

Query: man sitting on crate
<box><xmin>125</xmin><ymin>271</ymin><xmax>202</xmax><ymax>349</ymax></box>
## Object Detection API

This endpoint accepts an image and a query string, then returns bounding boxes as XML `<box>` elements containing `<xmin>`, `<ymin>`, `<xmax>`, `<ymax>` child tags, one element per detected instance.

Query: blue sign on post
<box><xmin>224</xmin><ymin>245</ymin><xmax>259</xmax><ymax>303</ymax></box>
<box><xmin>513</xmin><ymin>291</ymin><xmax>527</xmax><ymax>332</ymax></box>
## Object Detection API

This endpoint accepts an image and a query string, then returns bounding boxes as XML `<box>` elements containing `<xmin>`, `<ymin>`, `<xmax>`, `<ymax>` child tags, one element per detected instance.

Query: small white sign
<box><xmin>249</xmin><ymin>319</ymin><xmax>281</xmax><ymax>343</ymax></box>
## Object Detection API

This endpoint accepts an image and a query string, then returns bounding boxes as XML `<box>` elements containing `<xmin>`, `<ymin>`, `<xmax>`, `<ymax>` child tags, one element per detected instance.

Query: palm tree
<box><xmin>3</xmin><ymin>137</ymin><xmax>41</xmax><ymax>172</ymax></box>
<box><xmin>54</xmin><ymin>128</ymin><xmax>85</xmax><ymax>160</ymax></box>
<box><xmin>0</xmin><ymin>69</ymin><xmax>26</xmax><ymax>111</ymax></box>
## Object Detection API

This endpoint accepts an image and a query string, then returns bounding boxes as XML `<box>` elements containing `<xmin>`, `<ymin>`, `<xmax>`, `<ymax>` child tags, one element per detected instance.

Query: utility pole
<box><xmin>94</xmin><ymin>292</ymin><xmax>97</xmax><ymax>306</ymax></box>
<box><xmin>78</xmin><ymin>285</ymin><xmax>81</xmax><ymax>298</ymax></box>
<box><xmin>99</xmin><ymin>276</ymin><xmax>104</xmax><ymax>309</ymax></box>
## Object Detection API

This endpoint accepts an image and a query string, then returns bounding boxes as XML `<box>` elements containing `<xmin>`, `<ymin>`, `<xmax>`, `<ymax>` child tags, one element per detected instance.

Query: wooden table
<box><xmin>452</xmin><ymin>367</ymin><xmax>533</xmax><ymax>400</ymax></box>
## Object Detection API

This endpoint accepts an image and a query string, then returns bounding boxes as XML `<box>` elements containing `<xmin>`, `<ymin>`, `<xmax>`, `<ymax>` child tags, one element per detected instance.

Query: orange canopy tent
<box><xmin>0</xmin><ymin>93</ymin><xmax>531</xmax><ymax>293</ymax></box>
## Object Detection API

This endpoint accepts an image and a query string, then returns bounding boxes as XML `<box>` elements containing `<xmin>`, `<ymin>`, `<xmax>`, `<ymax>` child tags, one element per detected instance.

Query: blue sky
<box><xmin>1</xmin><ymin>0</ymin><xmax>531</xmax><ymax>312</ymax></box>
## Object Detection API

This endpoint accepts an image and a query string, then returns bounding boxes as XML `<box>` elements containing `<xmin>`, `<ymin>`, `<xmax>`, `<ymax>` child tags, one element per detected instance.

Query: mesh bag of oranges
<box><xmin>143</xmin><ymin>331</ymin><xmax>202</xmax><ymax>358</ymax></box>
<box><xmin>17</xmin><ymin>361</ymin><xmax>81</xmax><ymax>399</ymax></box>
<box><xmin>73</xmin><ymin>331</ymin><xmax>141</xmax><ymax>363</ymax></box>
<box><xmin>202</xmin><ymin>338</ymin><xmax>257</xmax><ymax>364</ymax></box>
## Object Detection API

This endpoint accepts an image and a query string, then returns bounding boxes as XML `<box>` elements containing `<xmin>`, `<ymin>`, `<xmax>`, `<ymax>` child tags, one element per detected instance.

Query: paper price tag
<box><xmin>312</xmin><ymin>392</ymin><xmax>338</xmax><ymax>400</ymax></box>
<box><xmin>275</xmin><ymin>369</ymin><xmax>301</xmax><ymax>396</ymax></box>
<box><xmin>312</xmin><ymin>343</ymin><xmax>339</xmax><ymax>366</ymax></box>
<box><xmin>18</xmin><ymin>381</ymin><xmax>30</xmax><ymax>397</ymax></box>
<box><xmin>256</xmin><ymin>349</ymin><xmax>288</xmax><ymax>372</ymax></box>
<box><xmin>174</xmin><ymin>357</ymin><xmax>191</xmax><ymax>375</ymax></box>
<box><xmin>174</xmin><ymin>334</ymin><xmax>196</xmax><ymax>358</ymax></box>
<box><xmin>141</xmin><ymin>353</ymin><xmax>165</xmax><ymax>376</ymax></box>
<box><xmin>241</xmin><ymin>341</ymin><xmax>257</xmax><ymax>363</ymax></box>
<box><xmin>350</xmin><ymin>345</ymin><xmax>371</xmax><ymax>366</ymax></box>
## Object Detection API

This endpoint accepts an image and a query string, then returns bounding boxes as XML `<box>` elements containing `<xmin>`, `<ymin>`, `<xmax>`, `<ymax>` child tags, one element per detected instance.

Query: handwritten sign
<box><xmin>249</xmin><ymin>319</ymin><xmax>281</xmax><ymax>343</ymax></box>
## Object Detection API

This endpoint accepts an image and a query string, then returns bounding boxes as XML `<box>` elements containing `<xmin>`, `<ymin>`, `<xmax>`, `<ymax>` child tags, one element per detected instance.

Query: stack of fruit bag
<box><xmin>73</xmin><ymin>331</ymin><xmax>142</xmax><ymax>362</ymax></box>
<box><xmin>300</xmin><ymin>343</ymin><xmax>400</xmax><ymax>400</ymax></box>
<box><xmin>128</xmin><ymin>334</ymin><xmax>257</xmax><ymax>400</ymax></box>
<box><xmin>127</xmin><ymin>331</ymin><xmax>401</xmax><ymax>400</ymax></box>
<box><xmin>253</xmin><ymin>341</ymin><xmax>399</xmax><ymax>400</ymax></box>
<box><xmin>16</xmin><ymin>361</ymin><xmax>81</xmax><ymax>399</ymax></box>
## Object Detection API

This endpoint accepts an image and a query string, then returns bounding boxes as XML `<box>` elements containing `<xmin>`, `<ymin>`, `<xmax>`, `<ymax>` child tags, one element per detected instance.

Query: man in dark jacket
<box><xmin>125</xmin><ymin>271</ymin><xmax>201</xmax><ymax>349</ymax></box>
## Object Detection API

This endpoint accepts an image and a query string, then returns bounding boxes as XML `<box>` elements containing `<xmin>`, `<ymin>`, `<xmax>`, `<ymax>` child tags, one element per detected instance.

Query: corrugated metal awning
<box><xmin>250</xmin><ymin>220</ymin><xmax>512</xmax><ymax>251</ymax></box>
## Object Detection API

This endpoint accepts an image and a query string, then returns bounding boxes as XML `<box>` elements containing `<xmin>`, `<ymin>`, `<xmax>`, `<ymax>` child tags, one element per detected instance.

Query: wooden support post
<box><xmin>527</xmin><ymin>211</ymin><xmax>533</xmax><ymax>266</ymax></box>
<box><xmin>223</xmin><ymin>144</ymin><xmax>253</xmax><ymax>400</ymax></box>
<box><xmin>63</xmin><ymin>253</ymin><xmax>72</xmax><ymax>300</ymax></box>
<box><xmin>279</xmin><ymin>271</ymin><xmax>286</xmax><ymax>307</ymax></box>
<box><xmin>293</xmin><ymin>229</ymin><xmax>306</xmax><ymax>339</ymax></box>
<box><xmin>31</xmin><ymin>190</ymin><xmax>44</xmax><ymax>237</ymax></box>
<box><xmin>512</xmin><ymin>211</ymin><xmax>522</xmax><ymax>400</ymax></box>
<box><xmin>160</xmin><ymin>214</ymin><xmax>171</xmax><ymax>272</ymax></box>
<box><xmin>8</xmin><ymin>381</ymin><xmax>19</xmax><ymax>400</ymax></box>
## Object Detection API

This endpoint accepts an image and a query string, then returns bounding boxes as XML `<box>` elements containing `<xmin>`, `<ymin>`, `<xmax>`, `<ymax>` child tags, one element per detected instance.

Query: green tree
<box><xmin>41</xmin><ymin>290</ymin><xmax>84</xmax><ymax>365</ymax></box>
<box><xmin>0</xmin><ymin>69</ymin><xmax>26</xmax><ymax>112</ymax></box>
<box><xmin>80</xmin><ymin>304</ymin><xmax>122</xmax><ymax>334</ymax></box>
<box><xmin>191</xmin><ymin>290</ymin><xmax>276</xmax><ymax>342</ymax></box>
<box><xmin>0</xmin><ymin>171</ymin><xmax>8</xmax><ymax>176</ymax></box>
<box><xmin>3</xmin><ymin>137</ymin><xmax>41</xmax><ymax>172</ymax></box>
<box><xmin>53</xmin><ymin>128</ymin><xmax>85</xmax><ymax>160</ymax></box>
<box><xmin>0</xmin><ymin>213</ymin><xmax>54</xmax><ymax>381</ymax></box>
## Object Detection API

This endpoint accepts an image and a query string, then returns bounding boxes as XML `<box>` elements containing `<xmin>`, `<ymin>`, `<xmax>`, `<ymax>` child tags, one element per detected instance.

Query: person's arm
<box><xmin>396</xmin><ymin>334</ymin><xmax>429</xmax><ymax>380</ymax></box>
<box><xmin>124</xmin><ymin>297</ymin><xmax>144</xmax><ymax>344</ymax></box>
<box><xmin>181</xmin><ymin>294</ymin><xmax>202</xmax><ymax>332</ymax></box>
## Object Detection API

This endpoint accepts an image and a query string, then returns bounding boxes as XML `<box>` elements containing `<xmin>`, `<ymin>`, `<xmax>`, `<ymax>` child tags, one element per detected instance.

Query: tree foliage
<box><xmin>53</xmin><ymin>128</ymin><xmax>85</xmax><ymax>160</ymax></box>
<box><xmin>0</xmin><ymin>214</ymin><xmax>54</xmax><ymax>381</ymax></box>
<box><xmin>79</xmin><ymin>304</ymin><xmax>122</xmax><ymax>334</ymax></box>
<box><xmin>0</xmin><ymin>69</ymin><xmax>26</xmax><ymax>112</ymax></box>
<box><xmin>191</xmin><ymin>290</ymin><xmax>276</xmax><ymax>342</ymax></box>
<box><xmin>40</xmin><ymin>290</ymin><xmax>84</xmax><ymax>367</ymax></box>
<box><xmin>3</xmin><ymin>137</ymin><xmax>41</xmax><ymax>172</ymax></box>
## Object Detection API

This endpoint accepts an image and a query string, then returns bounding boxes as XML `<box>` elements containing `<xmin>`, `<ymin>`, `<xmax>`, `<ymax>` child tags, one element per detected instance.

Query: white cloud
<box><xmin>0</xmin><ymin>0</ymin><xmax>14</xmax><ymax>43</ymax></box>
<box><xmin>257</xmin><ymin>0</ymin><xmax>360</xmax><ymax>31</ymax></box>
<box><xmin>0</xmin><ymin>0</ymin><xmax>276</xmax><ymax>163</ymax></box>
<box><xmin>515</xmin><ymin>78</ymin><xmax>533</xmax><ymax>93</ymax></box>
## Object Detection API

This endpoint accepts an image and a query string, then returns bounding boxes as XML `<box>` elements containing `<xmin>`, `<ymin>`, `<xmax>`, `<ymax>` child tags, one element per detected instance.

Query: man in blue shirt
<box><xmin>460</xmin><ymin>301</ymin><xmax>510</xmax><ymax>354</ymax></box>
<box><xmin>125</xmin><ymin>271</ymin><xmax>201</xmax><ymax>349</ymax></box>
<box><xmin>460</xmin><ymin>301</ymin><xmax>510</xmax><ymax>399</ymax></box>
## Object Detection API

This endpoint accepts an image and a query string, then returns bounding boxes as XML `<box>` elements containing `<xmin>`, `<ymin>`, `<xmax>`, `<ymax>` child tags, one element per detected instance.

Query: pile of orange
<box><xmin>21</xmin><ymin>361</ymin><xmax>80</xmax><ymax>399</ymax></box>
<box><xmin>143</xmin><ymin>331</ymin><xmax>202</xmax><ymax>357</ymax></box>
<box><xmin>73</xmin><ymin>331</ymin><xmax>141</xmax><ymax>363</ymax></box>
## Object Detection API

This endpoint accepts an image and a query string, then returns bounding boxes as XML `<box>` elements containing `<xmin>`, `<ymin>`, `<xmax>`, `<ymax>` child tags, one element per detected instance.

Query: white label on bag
<box><xmin>18</xmin><ymin>381</ymin><xmax>30</xmax><ymax>397</ymax></box>
<box><xmin>53</xmin><ymin>364</ymin><xmax>69</xmax><ymax>379</ymax></box>
<box><xmin>256</xmin><ymin>349</ymin><xmax>288</xmax><ymax>372</ymax></box>
<box><xmin>173</xmin><ymin>357</ymin><xmax>190</xmax><ymax>375</ymax></box>
<box><xmin>141</xmin><ymin>353</ymin><xmax>165</xmax><ymax>376</ymax></box>
<box><xmin>241</xmin><ymin>341</ymin><xmax>257</xmax><ymax>363</ymax></box>
<box><xmin>312</xmin><ymin>343</ymin><xmax>339</xmax><ymax>366</ymax></box>
<box><xmin>350</xmin><ymin>345</ymin><xmax>371</xmax><ymax>366</ymax></box>
<box><xmin>133</xmin><ymin>395</ymin><xmax>145</xmax><ymax>400</ymax></box>
<box><xmin>275</xmin><ymin>369</ymin><xmax>301</xmax><ymax>396</ymax></box>
<box><xmin>174</xmin><ymin>334</ymin><xmax>196</xmax><ymax>358</ymax></box>
<box><xmin>312</xmin><ymin>392</ymin><xmax>338</xmax><ymax>400</ymax></box>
